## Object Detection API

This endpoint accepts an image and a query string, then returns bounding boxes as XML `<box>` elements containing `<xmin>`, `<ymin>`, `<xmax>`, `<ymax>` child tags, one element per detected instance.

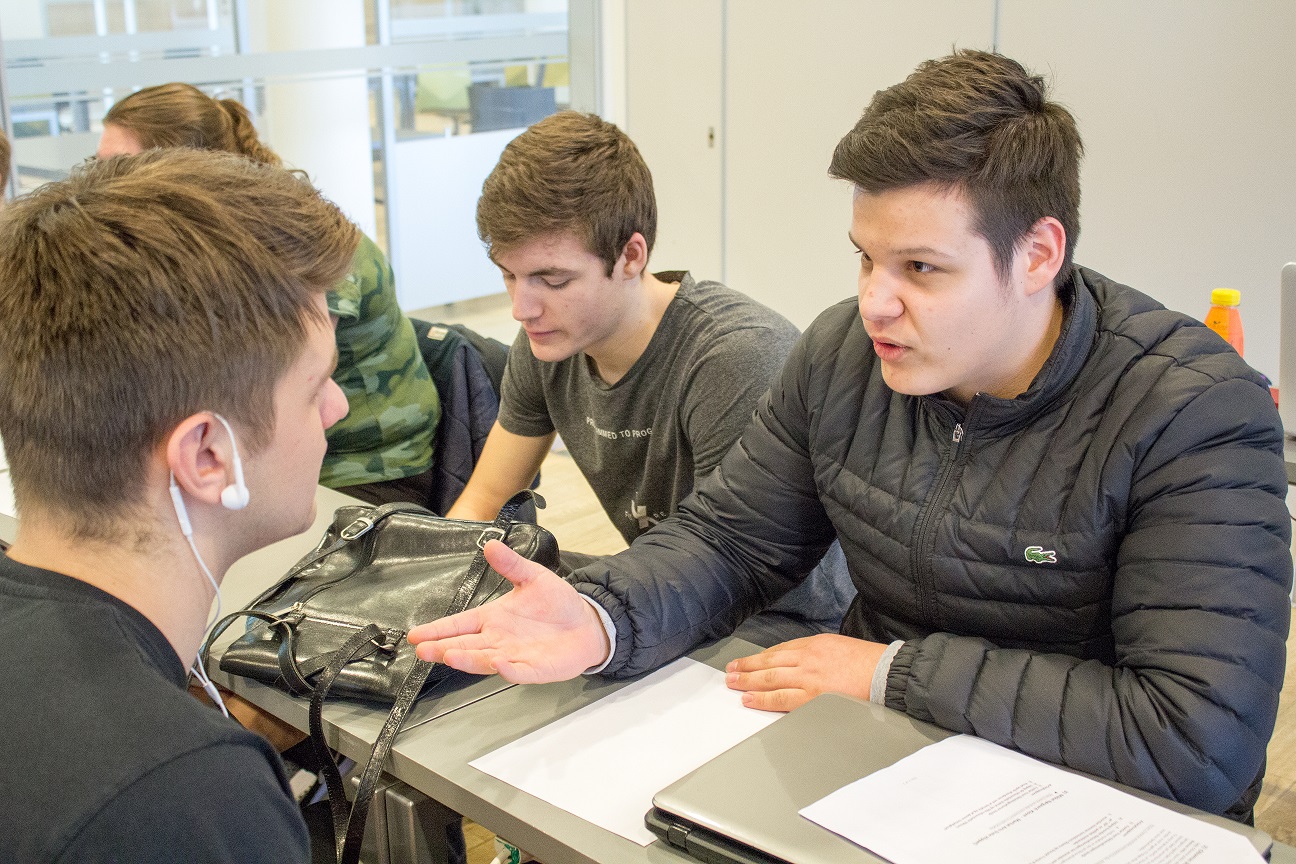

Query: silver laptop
<box><xmin>646</xmin><ymin>693</ymin><xmax>1272</xmax><ymax>864</ymax></box>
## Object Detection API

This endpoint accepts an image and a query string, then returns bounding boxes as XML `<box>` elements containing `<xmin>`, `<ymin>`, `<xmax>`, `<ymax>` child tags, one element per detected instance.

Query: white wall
<box><xmin>389</xmin><ymin>128</ymin><xmax>522</xmax><ymax>308</ymax></box>
<box><xmin>624</xmin><ymin>0</ymin><xmax>724</xmax><ymax>280</ymax></box>
<box><xmin>0</xmin><ymin>0</ymin><xmax>45</xmax><ymax>39</ymax></box>
<box><xmin>248</xmin><ymin>0</ymin><xmax>378</xmax><ymax>242</ymax></box>
<box><xmin>622</xmin><ymin>0</ymin><xmax>997</xmax><ymax>324</ymax></box>
<box><xmin>620</xmin><ymin>1</ymin><xmax>1296</xmax><ymax>383</ymax></box>
<box><xmin>999</xmin><ymin>0</ymin><xmax>1296</xmax><ymax>383</ymax></box>
<box><xmin>723</xmin><ymin>0</ymin><xmax>995</xmax><ymax>325</ymax></box>
<box><xmin>597</xmin><ymin>0</ymin><xmax>627</xmax><ymax>129</ymax></box>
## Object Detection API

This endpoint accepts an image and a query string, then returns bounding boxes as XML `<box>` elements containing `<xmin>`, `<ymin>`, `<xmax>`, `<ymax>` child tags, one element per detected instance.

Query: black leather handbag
<box><xmin>201</xmin><ymin>490</ymin><xmax>559</xmax><ymax>864</ymax></box>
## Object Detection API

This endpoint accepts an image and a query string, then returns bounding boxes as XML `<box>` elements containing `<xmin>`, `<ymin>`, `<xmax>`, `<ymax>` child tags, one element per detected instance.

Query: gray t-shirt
<box><xmin>499</xmin><ymin>271</ymin><xmax>799</xmax><ymax>545</ymax></box>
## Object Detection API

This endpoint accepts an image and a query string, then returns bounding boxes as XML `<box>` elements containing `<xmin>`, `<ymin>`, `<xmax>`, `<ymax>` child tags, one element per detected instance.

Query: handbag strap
<box><xmin>320</xmin><ymin>654</ymin><xmax>442</xmax><ymax>864</ymax></box>
<box><xmin>306</xmin><ymin>624</ymin><xmax>398</xmax><ymax>864</ymax></box>
<box><xmin>443</xmin><ymin>488</ymin><xmax>533</xmax><ymax>619</ymax></box>
<box><xmin>307</xmin><ymin>489</ymin><xmax>545</xmax><ymax>864</ymax></box>
<box><xmin>275</xmin><ymin>623</ymin><xmax>393</xmax><ymax>697</ymax></box>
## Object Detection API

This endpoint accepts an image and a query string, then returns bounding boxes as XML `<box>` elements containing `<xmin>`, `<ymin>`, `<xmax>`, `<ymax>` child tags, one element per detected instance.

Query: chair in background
<box><xmin>412</xmin><ymin>68</ymin><xmax>473</xmax><ymax>135</ymax></box>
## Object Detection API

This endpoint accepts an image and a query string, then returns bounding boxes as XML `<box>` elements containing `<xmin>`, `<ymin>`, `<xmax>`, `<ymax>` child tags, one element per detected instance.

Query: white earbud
<box><xmin>210</xmin><ymin>413</ymin><xmax>250</xmax><ymax>511</ymax></box>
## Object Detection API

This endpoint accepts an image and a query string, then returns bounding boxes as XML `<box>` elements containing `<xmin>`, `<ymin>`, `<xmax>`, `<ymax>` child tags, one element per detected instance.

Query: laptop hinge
<box><xmin>666</xmin><ymin>822</ymin><xmax>692</xmax><ymax>849</ymax></box>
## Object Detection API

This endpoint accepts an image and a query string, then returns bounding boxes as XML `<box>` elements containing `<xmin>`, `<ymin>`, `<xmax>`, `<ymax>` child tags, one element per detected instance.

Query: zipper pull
<box><xmin>952</xmin><ymin>423</ymin><xmax>964</xmax><ymax>443</ymax></box>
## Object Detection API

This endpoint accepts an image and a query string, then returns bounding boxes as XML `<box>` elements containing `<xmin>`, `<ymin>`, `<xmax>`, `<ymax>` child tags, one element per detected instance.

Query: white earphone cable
<box><xmin>171</xmin><ymin>412</ymin><xmax>250</xmax><ymax>721</ymax></box>
<box><xmin>184</xmin><ymin>526</ymin><xmax>229</xmax><ymax>718</ymax></box>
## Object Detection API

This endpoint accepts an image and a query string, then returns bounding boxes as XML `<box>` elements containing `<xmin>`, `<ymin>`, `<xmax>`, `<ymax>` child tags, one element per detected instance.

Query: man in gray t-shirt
<box><xmin>500</xmin><ymin>270</ymin><xmax>795</xmax><ymax>544</ymax></box>
<box><xmin>448</xmin><ymin>112</ymin><xmax>852</xmax><ymax>644</ymax></box>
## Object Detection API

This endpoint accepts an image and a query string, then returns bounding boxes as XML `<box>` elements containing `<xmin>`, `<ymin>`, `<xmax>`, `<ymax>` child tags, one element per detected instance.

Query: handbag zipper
<box><xmin>283</xmin><ymin>604</ymin><xmax>402</xmax><ymax>651</ymax></box>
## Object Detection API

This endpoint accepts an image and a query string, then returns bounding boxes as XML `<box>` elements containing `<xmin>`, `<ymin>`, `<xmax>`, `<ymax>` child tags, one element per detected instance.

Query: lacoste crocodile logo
<box><xmin>1024</xmin><ymin>545</ymin><xmax>1057</xmax><ymax>564</ymax></box>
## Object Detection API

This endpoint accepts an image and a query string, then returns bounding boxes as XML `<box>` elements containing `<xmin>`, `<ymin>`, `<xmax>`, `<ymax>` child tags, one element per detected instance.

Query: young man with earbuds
<box><xmin>0</xmin><ymin>149</ymin><xmax>357</xmax><ymax>862</ymax></box>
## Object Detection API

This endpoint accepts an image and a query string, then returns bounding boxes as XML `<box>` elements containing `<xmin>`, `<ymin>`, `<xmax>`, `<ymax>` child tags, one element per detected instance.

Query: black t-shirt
<box><xmin>0</xmin><ymin>554</ymin><xmax>309</xmax><ymax>864</ymax></box>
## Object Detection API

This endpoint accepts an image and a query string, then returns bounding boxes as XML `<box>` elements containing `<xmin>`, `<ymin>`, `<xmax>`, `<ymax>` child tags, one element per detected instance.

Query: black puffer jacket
<box><xmin>573</xmin><ymin>267</ymin><xmax>1292</xmax><ymax>817</ymax></box>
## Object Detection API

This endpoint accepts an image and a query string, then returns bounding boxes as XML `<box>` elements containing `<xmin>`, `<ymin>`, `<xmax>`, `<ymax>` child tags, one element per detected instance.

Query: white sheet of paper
<box><xmin>470</xmin><ymin>657</ymin><xmax>779</xmax><ymax>845</ymax></box>
<box><xmin>801</xmin><ymin>734</ymin><xmax>1263</xmax><ymax>864</ymax></box>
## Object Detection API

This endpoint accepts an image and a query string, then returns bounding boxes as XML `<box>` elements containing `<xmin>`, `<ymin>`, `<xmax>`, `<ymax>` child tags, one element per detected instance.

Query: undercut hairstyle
<box><xmin>0</xmin><ymin>149</ymin><xmax>359</xmax><ymax>539</ymax></box>
<box><xmin>829</xmin><ymin>49</ymin><xmax>1083</xmax><ymax>285</ymax></box>
<box><xmin>476</xmin><ymin>111</ymin><xmax>657</xmax><ymax>276</ymax></box>
<box><xmin>103</xmin><ymin>82</ymin><xmax>281</xmax><ymax>167</ymax></box>
<box><xmin>0</xmin><ymin>127</ymin><xmax>11</xmax><ymax>191</ymax></box>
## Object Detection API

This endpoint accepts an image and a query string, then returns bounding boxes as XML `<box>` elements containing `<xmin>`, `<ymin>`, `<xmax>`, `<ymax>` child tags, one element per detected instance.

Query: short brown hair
<box><xmin>104</xmin><ymin>82</ymin><xmax>281</xmax><ymax>166</ymax></box>
<box><xmin>0</xmin><ymin>127</ymin><xmax>11</xmax><ymax>191</ymax></box>
<box><xmin>829</xmin><ymin>50</ymin><xmax>1083</xmax><ymax>284</ymax></box>
<box><xmin>477</xmin><ymin>111</ymin><xmax>656</xmax><ymax>275</ymax></box>
<box><xmin>0</xmin><ymin>149</ymin><xmax>358</xmax><ymax>538</ymax></box>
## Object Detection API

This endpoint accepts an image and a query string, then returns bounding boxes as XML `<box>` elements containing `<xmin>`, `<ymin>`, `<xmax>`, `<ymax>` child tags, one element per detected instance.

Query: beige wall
<box><xmin>620</xmin><ymin>0</ymin><xmax>1296</xmax><ymax>383</ymax></box>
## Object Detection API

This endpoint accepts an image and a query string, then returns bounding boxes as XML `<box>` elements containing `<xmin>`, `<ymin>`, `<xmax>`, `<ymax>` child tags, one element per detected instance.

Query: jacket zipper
<box><xmin>909</xmin><ymin>418</ymin><xmax>968</xmax><ymax>630</ymax></box>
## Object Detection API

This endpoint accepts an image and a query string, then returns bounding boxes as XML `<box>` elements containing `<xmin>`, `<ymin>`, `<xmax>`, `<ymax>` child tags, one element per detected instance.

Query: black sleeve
<box><xmin>60</xmin><ymin>743</ymin><xmax>310</xmax><ymax>864</ymax></box>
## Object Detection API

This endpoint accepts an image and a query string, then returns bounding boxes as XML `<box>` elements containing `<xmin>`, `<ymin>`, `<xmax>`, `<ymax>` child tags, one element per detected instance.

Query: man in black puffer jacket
<box><xmin>409</xmin><ymin>50</ymin><xmax>1291</xmax><ymax>821</ymax></box>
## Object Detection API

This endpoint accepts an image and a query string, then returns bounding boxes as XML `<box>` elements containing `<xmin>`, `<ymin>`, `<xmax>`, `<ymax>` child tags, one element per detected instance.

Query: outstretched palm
<box><xmin>407</xmin><ymin>540</ymin><xmax>610</xmax><ymax>684</ymax></box>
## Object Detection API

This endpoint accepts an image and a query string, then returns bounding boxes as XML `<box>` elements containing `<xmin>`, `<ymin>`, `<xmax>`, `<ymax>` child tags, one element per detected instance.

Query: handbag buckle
<box><xmin>476</xmin><ymin>526</ymin><xmax>507</xmax><ymax>549</ymax></box>
<box><xmin>371</xmin><ymin>629</ymin><xmax>402</xmax><ymax>654</ymax></box>
<box><xmin>340</xmin><ymin>515</ymin><xmax>376</xmax><ymax>541</ymax></box>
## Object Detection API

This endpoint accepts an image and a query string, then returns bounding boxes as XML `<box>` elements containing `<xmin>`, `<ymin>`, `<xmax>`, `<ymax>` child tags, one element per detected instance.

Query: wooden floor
<box><xmin>463</xmin><ymin>819</ymin><xmax>496</xmax><ymax>864</ymax></box>
<box><xmin>424</xmin><ymin>295</ymin><xmax>1296</xmax><ymax>855</ymax></box>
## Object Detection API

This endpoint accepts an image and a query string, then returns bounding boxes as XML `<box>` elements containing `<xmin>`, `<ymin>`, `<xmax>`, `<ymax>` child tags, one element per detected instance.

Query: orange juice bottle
<box><xmin>1204</xmin><ymin>288</ymin><xmax>1244</xmax><ymax>356</ymax></box>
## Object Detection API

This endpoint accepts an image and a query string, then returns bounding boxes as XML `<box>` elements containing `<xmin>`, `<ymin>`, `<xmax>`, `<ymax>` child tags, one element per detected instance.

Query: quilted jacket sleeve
<box><xmin>887</xmin><ymin>372</ymin><xmax>1292</xmax><ymax>815</ymax></box>
<box><xmin>570</xmin><ymin>318</ymin><xmax>841</xmax><ymax>679</ymax></box>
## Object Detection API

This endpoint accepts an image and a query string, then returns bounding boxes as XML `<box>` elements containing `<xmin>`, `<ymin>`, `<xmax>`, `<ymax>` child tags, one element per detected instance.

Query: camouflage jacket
<box><xmin>322</xmin><ymin>234</ymin><xmax>440</xmax><ymax>487</ymax></box>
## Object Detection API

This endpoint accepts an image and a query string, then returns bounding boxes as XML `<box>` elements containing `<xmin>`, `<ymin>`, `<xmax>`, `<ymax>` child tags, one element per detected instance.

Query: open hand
<box><xmin>724</xmin><ymin>633</ymin><xmax>887</xmax><ymax>712</ymax></box>
<box><xmin>407</xmin><ymin>540</ymin><xmax>611</xmax><ymax>684</ymax></box>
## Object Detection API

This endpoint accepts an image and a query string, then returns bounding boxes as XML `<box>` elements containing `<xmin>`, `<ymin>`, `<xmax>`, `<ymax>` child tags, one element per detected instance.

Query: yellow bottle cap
<box><xmin>1211</xmin><ymin>288</ymin><xmax>1241</xmax><ymax>306</ymax></box>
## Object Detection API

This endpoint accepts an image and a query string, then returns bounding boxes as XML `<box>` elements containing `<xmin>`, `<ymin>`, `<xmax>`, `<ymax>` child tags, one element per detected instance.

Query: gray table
<box><xmin>205</xmin><ymin>488</ymin><xmax>702</xmax><ymax>862</ymax></box>
<box><xmin>216</xmin><ymin>611</ymin><xmax>747</xmax><ymax>863</ymax></box>
<box><xmin>206</xmin><ymin>488</ymin><xmax>1295</xmax><ymax>863</ymax></box>
<box><xmin>376</xmin><ymin>640</ymin><xmax>761</xmax><ymax>864</ymax></box>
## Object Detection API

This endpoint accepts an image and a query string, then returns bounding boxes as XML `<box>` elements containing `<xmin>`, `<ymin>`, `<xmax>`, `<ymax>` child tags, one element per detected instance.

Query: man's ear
<box><xmin>165</xmin><ymin>414</ymin><xmax>232</xmax><ymax>507</ymax></box>
<box><xmin>1018</xmin><ymin>216</ymin><xmax>1067</xmax><ymax>298</ymax></box>
<box><xmin>614</xmin><ymin>232</ymin><xmax>650</xmax><ymax>281</ymax></box>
